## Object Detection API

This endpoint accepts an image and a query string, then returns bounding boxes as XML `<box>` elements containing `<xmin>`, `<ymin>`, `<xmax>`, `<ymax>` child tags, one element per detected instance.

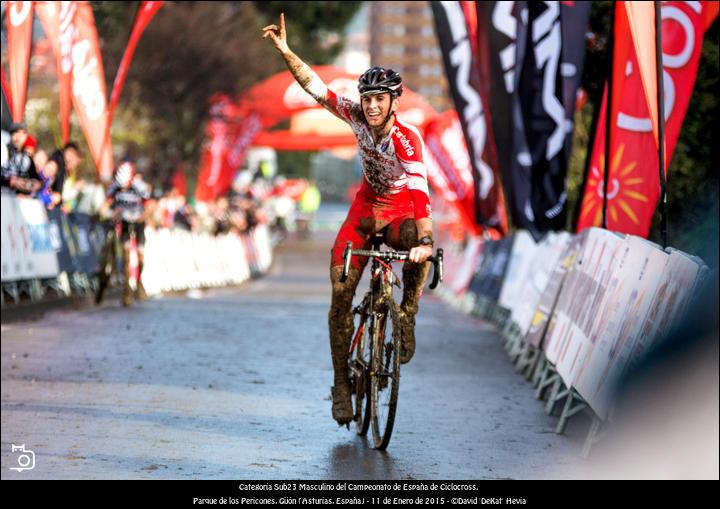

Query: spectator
<box><xmin>23</xmin><ymin>134</ymin><xmax>38</xmax><ymax>157</ymax></box>
<box><xmin>33</xmin><ymin>149</ymin><xmax>49</xmax><ymax>175</ymax></box>
<box><xmin>38</xmin><ymin>157</ymin><xmax>63</xmax><ymax>209</ymax></box>
<box><xmin>48</xmin><ymin>142</ymin><xmax>83</xmax><ymax>211</ymax></box>
<box><xmin>0</xmin><ymin>122</ymin><xmax>41</xmax><ymax>196</ymax></box>
<box><xmin>213</xmin><ymin>196</ymin><xmax>232</xmax><ymax>236</ymax></box>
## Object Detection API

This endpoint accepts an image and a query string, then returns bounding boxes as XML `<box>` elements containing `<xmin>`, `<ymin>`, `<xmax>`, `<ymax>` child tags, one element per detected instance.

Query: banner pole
<box><xmin>602</xmin><ymin>1</ymin><xmax>616</xmax><ymax>230</ymax></box>
<box><xmin>655</xmin><ymin>1</ymin><xmax>668</xmax><ymax>248</ymax></box>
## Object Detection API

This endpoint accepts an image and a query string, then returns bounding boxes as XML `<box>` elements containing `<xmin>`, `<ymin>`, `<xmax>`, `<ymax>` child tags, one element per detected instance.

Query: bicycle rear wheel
<box><xmin>95</xmin><ymin>231</ymin><xmax>116</xmax><ymax>305</ymax></box>
<box><xmin>370</xmin><ymin>301</ymin><xmax>401</xmax><ymax>450</ymax></box>
<box><xmin>350</xmin><ymin>313</ymin><xmax>371</xmax><ymax>436</ymax></box>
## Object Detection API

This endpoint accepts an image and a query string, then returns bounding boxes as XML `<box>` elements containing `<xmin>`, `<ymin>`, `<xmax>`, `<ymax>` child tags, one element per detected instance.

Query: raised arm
<box><xmin>262</xmin><ymin>13</ymin><xmax>360</xmax><ymax>124</ymax></box>
<box><xmin>262</xmin><ymin>13</ymin><xmax>329</xmax><ymax>107</ymax></box>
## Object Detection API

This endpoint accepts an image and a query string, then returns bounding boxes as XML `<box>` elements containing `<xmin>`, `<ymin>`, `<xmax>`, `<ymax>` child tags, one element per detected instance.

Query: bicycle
<box><xmin>95</xmin><ymin>217</ymin><xmax>140</xmax><ymax>306</ymax></box>
<box><xmin>342</xmin><ymin>233</ymin><xmax>443</xmax><ymax>450</ymax></box>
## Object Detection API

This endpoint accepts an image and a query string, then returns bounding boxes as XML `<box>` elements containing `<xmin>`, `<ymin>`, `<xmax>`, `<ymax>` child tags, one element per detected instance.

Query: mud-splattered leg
<box><xmin>328</xmin><ymin>263</ymin><xmax>366</xmax><ymax>424</ymax></box>
<box><xmin>387</xmin><ymin>218</ymin><xmax>430</xmax><ymax>364</ymax></box>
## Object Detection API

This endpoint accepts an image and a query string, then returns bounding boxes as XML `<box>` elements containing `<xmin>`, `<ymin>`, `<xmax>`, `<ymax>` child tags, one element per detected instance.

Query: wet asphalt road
<box><xmin>1</xmin><ymin>228</ymin><xmax>587</xmax><ymax>480</ymax></box>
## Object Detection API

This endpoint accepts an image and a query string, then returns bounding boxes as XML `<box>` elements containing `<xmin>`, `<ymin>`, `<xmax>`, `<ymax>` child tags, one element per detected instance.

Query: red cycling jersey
<box><xmin>323</xmin><ymin>89</ymin><xmax>432</xmax><ymax>221</ymax></box>
<box><xmin>303</xmin><ymin>74</ymin><xmax>432</xmax><ymax>269</ymax></box>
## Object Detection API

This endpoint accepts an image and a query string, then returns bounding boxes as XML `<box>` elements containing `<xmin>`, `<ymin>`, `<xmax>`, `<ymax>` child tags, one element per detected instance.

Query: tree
<box><xmin>91</xmin><ymin>1</ymin><xmax>362</xmax><ymax>190</ymax></box>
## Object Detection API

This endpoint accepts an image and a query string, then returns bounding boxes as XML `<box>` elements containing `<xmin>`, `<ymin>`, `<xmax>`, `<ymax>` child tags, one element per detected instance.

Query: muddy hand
<box><xmin>262</xmin><ymin>12</ymin><xmax>289</xmax><ymax>54</ymax></box>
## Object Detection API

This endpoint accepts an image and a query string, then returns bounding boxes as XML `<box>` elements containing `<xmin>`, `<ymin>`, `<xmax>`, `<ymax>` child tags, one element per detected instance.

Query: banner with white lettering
<box><xmin>431</xmin><ymin>1</ymin><xmax>506</xmax><ymax>232</ymax></box>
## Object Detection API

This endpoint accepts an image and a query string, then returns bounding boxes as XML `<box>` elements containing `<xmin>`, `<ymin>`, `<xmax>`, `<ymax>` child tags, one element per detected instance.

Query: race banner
<box><xmin>479</xmin><ymin>1</ymin><xmax>589</xmax><ymax>239</ymax></box>
<box><xmin>423</xmin><ymin>110</ymin><xmax>482</xmax><ymax>236</ymax></box>
<box><xmin>108</xmin><ymin>1</ymin><xmax>164</xmax><ymax>123</ymax></box>
<box><xmin>578</xmin><ymin>1</ymin><xmax>719</xmax><ymax>237</ymax></box>
<box><xmin>35</xmin><ymin>1</ymin><xmax>77</xmax><ymax>144</ymax></box>
<box><xmin>71</xmin><ymin>1</ymin><xmax>114</xmax><ymax>179</ymax></box>
<box><xmin>431</xmin><ymin>1</ymin><xmax>506</xmax><ymax>231</ymax></box>
<box><xmin>195</xmin><ymin>95</ymin><xmax>236</xmax><ymax>202</ymax></box>
<box><xmin>6</xmin><ymin>1</ymin><xmax>34</xmax><ymax>122</ymax></box>
<box><xmin>1</xmin><ymin>67</ymin><xmax>13</xmax><ymax>131</ymax></box>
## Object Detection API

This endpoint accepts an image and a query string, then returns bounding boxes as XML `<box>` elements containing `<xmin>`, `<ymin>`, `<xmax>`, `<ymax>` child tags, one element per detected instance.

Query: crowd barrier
<box><xmin>435</xmin><ymin>224</ymin><xmax>709</xmax><ymax>457</ymax></box>
<box><xmin>1</xmin><ymin>191</ymin><xmax>274</xmax><ymax>306</ymax></box>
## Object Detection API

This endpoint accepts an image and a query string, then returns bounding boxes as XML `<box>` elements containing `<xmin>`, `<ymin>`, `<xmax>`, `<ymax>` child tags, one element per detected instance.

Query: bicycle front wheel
<box><xmin>370</xmin><ymin>301</ymin><xmax>401</xmax><ymax>450</ymax></box>
<box><xmin>350</xmin><ymin>313</ymin><xmax>371</xmax><ymax>436</ymax></box>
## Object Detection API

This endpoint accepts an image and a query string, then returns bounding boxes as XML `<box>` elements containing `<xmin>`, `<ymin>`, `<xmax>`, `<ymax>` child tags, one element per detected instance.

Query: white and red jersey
<box><xmin>309</xmin><ymin>83</ymin><xmax>432</xmax><ymax>220</ymax></box>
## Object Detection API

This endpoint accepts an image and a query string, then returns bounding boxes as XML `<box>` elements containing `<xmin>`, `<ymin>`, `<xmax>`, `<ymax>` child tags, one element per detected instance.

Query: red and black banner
<box><xmin>431</xmin><ymin>1</ymin><xmax>507</xmax><ymax>233</ymax></box>
<box><xmin>433</xmin><ymin>1</ymin><xmax>589</xmax><ymax>238</ymax></box>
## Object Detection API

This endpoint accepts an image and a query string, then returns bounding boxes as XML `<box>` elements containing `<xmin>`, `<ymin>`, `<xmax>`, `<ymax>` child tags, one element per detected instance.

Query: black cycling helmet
<box><xmin>358</xmin><ymin>66</ymin><xmax>403</xmax><ymax>97</ymax></box>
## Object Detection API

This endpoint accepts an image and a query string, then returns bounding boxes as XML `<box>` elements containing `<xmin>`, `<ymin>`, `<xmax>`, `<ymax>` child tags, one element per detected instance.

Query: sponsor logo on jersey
<box><xmin>393</xmin><ymin>128</ymin><xmax>415</xmax><ymax>157</ymax></box>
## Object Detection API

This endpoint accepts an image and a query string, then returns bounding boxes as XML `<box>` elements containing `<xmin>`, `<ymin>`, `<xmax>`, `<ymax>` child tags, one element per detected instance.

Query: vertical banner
<box><xmin>431</xmin><ymin>1</ymin><xmax>506</xmax><ymax>232</ymax></box>
<box><xmin>1</xmin><ymin>67</ymin><xmax>13</xmax><ymax>131</ymax></box>
<box><xmin>559</xmin><ymin>1</ymin><xmax>592</xmax><ymax>157</ymax></box>
<box><xmin>480</xmin><ymin>1</ymin><xmax>589</xmax><ymax>240</ymax></box>
<box><xmin>35</xmin><ymin>1</ymin><xmax>77</xmax><ymax>144</ymax></box>
<box><xmin>423</xmin><ymin>109</ymin><xmax>482</xmax><ymax>235</ymax></box>
<box><xmin>578</xmin><ymin>1</ymin><xmax>719</xmax><ymax>237</ymax></box>
<box><xmin>70</xmin><ymin>1</ymin><xmax>114</xmax><ymax>179</ymax></box>
<box><xmin>108</xmin><ymin>1</ymin><xmax>164</xmax><ymax>123</ymax></box>
<box><xmin>195</xmin><ymin>95</ymin><xmax>234</xmax><ymax>202</ymax></box>
<box><xmin>6</xmin><ymin>1</ymin><xmax>34</xmax><ymax>122</ymax></box>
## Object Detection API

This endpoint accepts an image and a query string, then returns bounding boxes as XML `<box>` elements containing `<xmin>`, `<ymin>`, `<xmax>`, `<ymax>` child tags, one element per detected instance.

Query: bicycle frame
<box><xmin>343</xmin><ymin>235</ymin><xmax>443</xmax><ymax>448</ymax></box>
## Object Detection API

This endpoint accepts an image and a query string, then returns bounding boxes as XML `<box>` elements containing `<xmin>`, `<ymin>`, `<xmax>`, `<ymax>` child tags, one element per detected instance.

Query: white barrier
<box><xmin>1</xmin><ymin>190</ymin><xmax>59</xmax><ymax>282</ymax></box>
<box><xmin>498</xmin><ymin>231</ymin><xmax>537</xmax><ymax>315</ymax></box>
<box><xmin>526</xmin><ymin>232</ymin><xmax>586</xmax><ymax>348</ymax></box>
<box><xmin>437</xmin><ymin>225</ymin><xmax>709</xmax><ymax>428</ymax></box>
<box><xmin>543</xmin><ymin>228</ymin><xmax>625</xmax><ymax>370</ymax></box>
<box><xmin>142</xmin><ymin>225</ymin><xmax>271</xmax><ymax>295</ymax></box>
<box><xmin>571</xmin><ymin>236</ymin><xmax>670</xmax><ymax>419</ymax></box>
<box><xmin>513</xmin><ymin>232</ymin><xmax>571</xmax><ymax>336</ymax></box>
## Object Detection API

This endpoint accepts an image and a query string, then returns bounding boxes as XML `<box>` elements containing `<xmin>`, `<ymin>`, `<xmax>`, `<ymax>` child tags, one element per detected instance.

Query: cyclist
<box><xmin>99</xmin><ymin>160</ymin><xmax>152</xmax><ymax>306</ymax></box>
<box><xmin>263</xmin><ymin>14</ymin><xmax>435</xmax><ymax>426</ymax></box>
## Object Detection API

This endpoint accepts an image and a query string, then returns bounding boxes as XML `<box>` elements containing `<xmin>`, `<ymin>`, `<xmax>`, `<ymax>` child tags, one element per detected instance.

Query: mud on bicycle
<box><xmin>342</xmin><ymin>233</ymin><xmax>443</xmax><ymax>450</ymax></box>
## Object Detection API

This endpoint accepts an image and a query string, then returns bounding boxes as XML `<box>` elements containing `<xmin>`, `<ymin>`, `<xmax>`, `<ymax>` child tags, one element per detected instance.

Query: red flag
<box><xmin>35</xmin><ymin>1</ymin><xmax>77</xmax><ymax>144</ymax></box>
<box><xmin>1</xmin><ymin>66</ymin><xmax>13</xmax><ymax>119</ymax></box>
<box><xmin>6</xmin><ymin>1</ymin><xmax>34</xmax><ymax>122</ymax></box>
<box><xmin>624</xmin><ymin>1</ymin><xmax>661</xmax><ymax>151</ymax></box>
<box><xmin>424</xmin><ymin>110</ymin><xmax>483</xmax><ymax>236</ymax></box>
<box><xmin>71</xmin><ymin>1</ymin><xmax>113</xmax><ymax>178</ymax></box>
<box><xmin>108</xmin><ymin>1</ymin><xmax>164</xmax><ymax>124</ymax></box>
<box><xmin>170</xmin><ymin>162</ymin><xmax>187</xmax><ymax>197</ymax></box>
<box><xmin>195</xmin><ymin>95</ymin><xmax>235</xmax><ymax>202</ymax></box>
<box><xmin>578</xmin><ymin>1</ymin><xmax>718</xmax><ymax>237</ymax></box>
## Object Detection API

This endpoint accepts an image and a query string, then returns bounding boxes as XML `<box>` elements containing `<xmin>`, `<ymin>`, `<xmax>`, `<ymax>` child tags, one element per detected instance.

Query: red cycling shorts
<box><xmin>331</xmin><ymin>179</ymin><xmax>417</xmax><ymax>271</ymax></box>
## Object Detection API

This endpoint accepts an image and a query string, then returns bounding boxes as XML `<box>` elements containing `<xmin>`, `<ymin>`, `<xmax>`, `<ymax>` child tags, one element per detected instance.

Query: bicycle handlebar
<box><xmin>340</xmin><ymin>241</ymin><xmax>444</xmax><ymax>290</ymax></box>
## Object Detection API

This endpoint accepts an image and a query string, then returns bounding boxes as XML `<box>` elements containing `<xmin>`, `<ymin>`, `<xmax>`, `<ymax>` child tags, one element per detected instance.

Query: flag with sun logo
<box><xmin>578</xmin><ymin>1</ymin><xmax>718</xmax><ymax>237</ymax></box>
